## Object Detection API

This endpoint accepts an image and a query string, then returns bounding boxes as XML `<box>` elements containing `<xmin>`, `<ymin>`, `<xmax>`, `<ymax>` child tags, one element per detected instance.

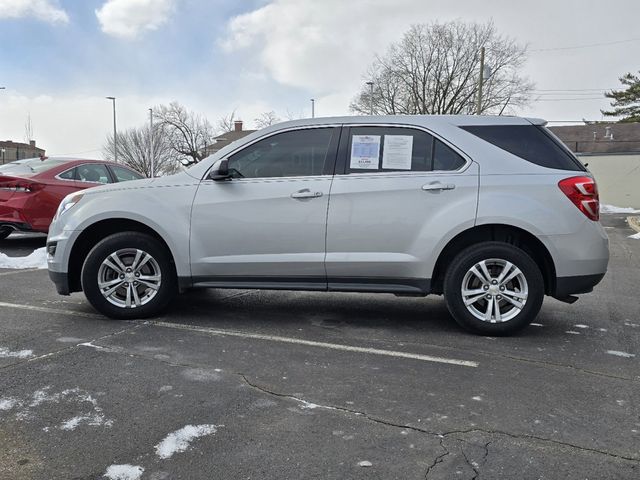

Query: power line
<box><xmin>533</xmin><ymin>97</ymin><xmax>606</xmax><ymax>102</ymax></box>
<box><xmin>530</xmin><ymin>37</ymin><xmax>640</xmax><ymax>52</ymax></box>
<box><xmin>532</xmin><ymin>88</ymin><xmax>613</xmax><ymax>92</ymax></box>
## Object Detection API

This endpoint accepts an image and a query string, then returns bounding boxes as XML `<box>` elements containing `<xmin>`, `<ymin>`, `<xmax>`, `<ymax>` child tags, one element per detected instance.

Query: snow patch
<box><xmin>629</xmin><ymin>232</ymin><xmax>640</xmax><ymax>240</ymax></box>
<box><xmin>358</xmin><ymin>460</ymin><xmax>372</xmax><ymax>467</ymax></box>
<box><xmin>0</xmin><ymin>347</ymin><xmax>33</xmax><ymax>359</ymax></box>
<box><xmin>0</xmin><ymin>247</ymin><xmax>47</xmax><ymax>269</ymax></box>
<box><xmin>530</xmin><ymin>323</ymin><xmax>544</xmax><ymax>327</ymax></box>
<box><xmin>625</xmin><ymin>322</ymin><xmax>639</xmax><ymax>328</ymax></box>
<box><xmin>565</xmin><ymin>331</ymin><xmax>581</xmax><ymax>335</ymax></box>
<box><xmin>0</xmin><ymin>398</ymin><xmax>18</xmax><ymax>410</ymax></box>
<box><xmin>574</xmin><ymin>324</ymin><xmax>589</xmax><ymax>329</ymax></box>
<box><xmin>104</xmin><ymin>464</ymin><xmax>144</xmax><ymax>480</ymax></box>
<box><xmin>181</xmin><ymin>368</ymin><xmax>221</xmax><ymax>382</ymax></box>
<box><xmin>598</xmin><ymin>328</ymin><xmax>608</xmax><ymax>332</ymax></box>
<box><xmin>471</xmin><ymin>396</ymin><xmax>483</xmax><ymax>401</ymax></box>
<box><xmin>606</xmin><ymin>350</ymin><xmax>635</xmax><ymax>358</ymax></box>
<box><xmin>600</xmin><ymin>204</ymin><xmax>640</xmax><ymax>214</ymax></box>
<box><xmin>155</xmin><ymin>424</ymin><xmax>221</xmax><ymax>459</ymax></box>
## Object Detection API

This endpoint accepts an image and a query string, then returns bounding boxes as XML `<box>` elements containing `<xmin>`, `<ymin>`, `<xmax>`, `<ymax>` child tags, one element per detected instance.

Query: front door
<box><xmin>190</xmin><ymin>126</ymin><xmax>340</xmax><ymax>288</ymax></box>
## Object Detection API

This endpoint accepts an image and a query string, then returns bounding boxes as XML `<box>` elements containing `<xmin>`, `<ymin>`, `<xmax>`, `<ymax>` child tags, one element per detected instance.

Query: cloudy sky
<box><xmin>1</xmin><ymin>0</ymin><xmax>639</xmax><ymax>158</ymax></box>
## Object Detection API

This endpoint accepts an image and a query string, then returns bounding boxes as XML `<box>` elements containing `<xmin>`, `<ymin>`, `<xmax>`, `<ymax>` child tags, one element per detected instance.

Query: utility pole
<box><xmin>106</xmin><ymin>97</ymin><xmax>117</xmax><ymax>162</ymax></box>
<box><xmin>149</xmin><ymin>108</ymin><xmax>154</xmax><ymax>178</ymax></box>
<box><xmin>310</xmin><ymin>98</ymin><xmax>315</xmax><ymax>118</ymax></box>
<box><xmin>366</xmin><ymin>81</ymin><xmax>374</xmax><ymax>115</ymax></box>
<box><xmin>476</xmin><ymin>47</ymin><xmax>485</xmax><ymax>115</ymax></box>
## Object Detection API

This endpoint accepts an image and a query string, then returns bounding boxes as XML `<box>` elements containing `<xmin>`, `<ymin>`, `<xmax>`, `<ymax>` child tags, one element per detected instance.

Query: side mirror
<box><xmin>208</xmin><ymin>159</ymin><xmax>231</xmax><ymax>181</ymax></box>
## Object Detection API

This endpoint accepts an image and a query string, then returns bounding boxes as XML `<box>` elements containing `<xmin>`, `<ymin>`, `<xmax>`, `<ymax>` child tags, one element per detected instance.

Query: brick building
<box><xmin>0</xmin><ymin>140</ymin><xmax>46</xmax><ymax>164</ymax></box>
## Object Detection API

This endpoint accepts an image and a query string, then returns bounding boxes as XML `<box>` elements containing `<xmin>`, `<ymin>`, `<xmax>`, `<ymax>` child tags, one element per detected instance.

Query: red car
<box><xmin>0</xmin><ymin>157</ymin><xmax>144</xmax><ymax>240</ymax></box>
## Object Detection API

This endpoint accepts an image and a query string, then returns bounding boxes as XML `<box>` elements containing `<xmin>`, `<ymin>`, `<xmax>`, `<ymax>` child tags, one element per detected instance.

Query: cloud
<box><xmin>0</xmin><ymin>0</ymin><xmax>69</xmax><ymax>24</ymax></box>
<box><xmin>95</xmin><ymin>0</ymin><xmax>176</xmax><ymax>39</ymax></box>
<box><xmin>220</xmin><ymin>0</ymin><xmax>427</xmax><ymax>94</ymax></box>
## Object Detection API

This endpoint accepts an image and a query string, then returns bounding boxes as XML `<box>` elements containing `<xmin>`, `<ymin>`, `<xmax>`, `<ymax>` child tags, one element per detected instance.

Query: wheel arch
<box><xmin>431</xmin><ymin>224</ymin><xmax>556</xmax><ymax>295</ymax></box>
<box><xmin>67</xmin><ymin>218</ymin><xmax>177</xmax><ymax>293</ymax></box>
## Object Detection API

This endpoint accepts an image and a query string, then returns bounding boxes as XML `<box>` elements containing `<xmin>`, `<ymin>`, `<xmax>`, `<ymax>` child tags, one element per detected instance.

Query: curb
<box><xmin>627</xmin><ymin>216</ymin><xmax>640</xmax><ymax>234</ymax></box>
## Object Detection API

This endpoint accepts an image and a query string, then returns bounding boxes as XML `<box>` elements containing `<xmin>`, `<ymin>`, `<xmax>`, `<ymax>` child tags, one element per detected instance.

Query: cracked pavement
<box><xmin>0</xmin><ymin>214</ymin><xmax>639</xmax><ymax>479</ymax></box>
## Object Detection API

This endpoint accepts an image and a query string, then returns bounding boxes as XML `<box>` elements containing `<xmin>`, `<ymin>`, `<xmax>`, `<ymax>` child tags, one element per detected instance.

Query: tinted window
<box><xmin>433</xmin><ymin>139</ymin><xmax>466</xmax><ymax>171</ymax></box>
<box><xmin>228</xmin><ymin>128</ymin><xmax>334</xmax><ymax>178</ymax></box>
<box><xmin>461</xmin><ymin>125</ymin><xmax>585</xmax><ymax>171</ymax></box>
<box><xmin>346</xmin><ymin>127</ymin><xmax>434</xmax><ymax>173</ymax></box>
<box><xmin>77</xmin><ymin>164</ymin><xmax>112</xmax><ymax>184</ymax></box>
<box><xmin>111</xmin><ymin>165</ymin><xmax>144</xmax><ymax>182</ymax></box>
<box><xmin>58</xmin><ymin>167</ymin><xmax>76</xmax><ymax>180</ymax></box>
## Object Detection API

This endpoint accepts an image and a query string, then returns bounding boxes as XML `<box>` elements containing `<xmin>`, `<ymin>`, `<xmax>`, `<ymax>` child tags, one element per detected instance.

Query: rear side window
<box><xmin>461</xmin><ymin>125</ymin><xmax>585</xmax><ymax>171</ymax></box>
<box><xmin>58</xmin><ymin>168</ymin><xmax>76</xmax><ymax>180</ymax></box>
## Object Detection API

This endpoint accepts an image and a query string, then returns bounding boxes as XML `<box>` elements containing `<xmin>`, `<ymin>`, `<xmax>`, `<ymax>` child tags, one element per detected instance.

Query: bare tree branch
<box><xmin>350</xmin><ymin>21</ymin><xmax>534</xmax><ymax>116</ymax></box>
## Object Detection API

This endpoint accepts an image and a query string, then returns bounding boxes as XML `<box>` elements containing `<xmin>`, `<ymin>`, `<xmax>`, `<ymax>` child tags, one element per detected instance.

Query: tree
<box><xmin>153</xmin><ymin>102</ymin><xmax>215</xmax><ymax>166</ymax></box>
<box><xmin>254</xmin><ymin>111</ymin><xmax>281</xmax><ymax>129</ymax></box>
<box><xmin>602</xmin><ymin>72</ymin><xmax>640</xmax><ymax>122</ymax></box>
<box><xmin>350</xmin><ymin>21</ymin><xmax>533</xmax><ymax>116</ymax></box>
<box><xmin>103</xmin><ymin>124</ymin><xmax>181</xmax><ymax>177</ymax></box>
<box><xmin>216</xmin><ymin>110</ymin><xmax>237</xmax><ymax>133</ymax></box>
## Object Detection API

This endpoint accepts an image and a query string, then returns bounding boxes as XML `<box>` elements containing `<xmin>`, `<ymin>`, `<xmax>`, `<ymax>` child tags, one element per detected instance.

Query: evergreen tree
<box><xmin>602</xmin><ymin>72</ymin><xmax>640</xmax><ymax>122</ymax></box>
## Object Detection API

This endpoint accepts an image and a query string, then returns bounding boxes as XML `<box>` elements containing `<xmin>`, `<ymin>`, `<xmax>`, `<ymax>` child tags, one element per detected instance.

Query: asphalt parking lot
<box><xmin>0</xmin><ymin>215</ymin><xmax>639</xmax><ymax>480</ymax></box>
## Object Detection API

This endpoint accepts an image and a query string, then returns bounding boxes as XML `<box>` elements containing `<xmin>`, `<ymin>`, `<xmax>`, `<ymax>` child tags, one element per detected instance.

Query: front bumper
<box><xmin>49</xmin><ymin>270</ymin><xmax>70</xmax><ymax>295</ymax></box>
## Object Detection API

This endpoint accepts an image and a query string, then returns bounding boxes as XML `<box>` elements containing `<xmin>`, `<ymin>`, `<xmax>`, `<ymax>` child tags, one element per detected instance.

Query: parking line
<box><xmin>151</xmin><ymin>321</ymin><xmax>479</xmax><ymax>368</ymax></box>
<box><xmin>0</xmin><ymin>301</ymin><xmax>101</xmax><ymax>319</ymax></box>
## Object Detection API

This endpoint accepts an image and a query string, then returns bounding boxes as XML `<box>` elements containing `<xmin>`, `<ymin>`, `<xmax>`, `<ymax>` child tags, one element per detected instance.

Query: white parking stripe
<box><xmin>151</xmin><ymin>321</ymin><xmax>479</xmax><ymax>368</ymax></box>
<box><xmin>0</xmin><ymin>301</ymin><xmax>101</xmax><ymax>319</ymax></box>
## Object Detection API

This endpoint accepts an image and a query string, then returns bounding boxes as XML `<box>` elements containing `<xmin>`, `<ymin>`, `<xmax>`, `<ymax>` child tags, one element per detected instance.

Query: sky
<box><xmin>1</xmin><ymin>0</ymin><xmax>639</xmax><ymax>158</ymax></box>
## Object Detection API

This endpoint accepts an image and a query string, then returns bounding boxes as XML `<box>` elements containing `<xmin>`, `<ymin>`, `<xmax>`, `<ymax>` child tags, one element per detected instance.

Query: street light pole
<box><xmin>310</xmin><ymin>98</ymin><xmax>315</xmax><ymax>118</ymax></box>
<box><xmin>106</xmin><ymin>97</ymin><xmax>117</xmax><ymax>163</ymax></box>
<box><xmin>149</xmin><ymin>108</ymin><xmax>154</xmax><ymax>178</ymax></box>
<box><xmin>366</xmin><ymin>81</ymin><xmax>374</xmax><ymax>115</ymax></box>
<box><xmin>476</xmin><ymin>47</ymin><xmax>485</xmax><ymax>115</ymax></box>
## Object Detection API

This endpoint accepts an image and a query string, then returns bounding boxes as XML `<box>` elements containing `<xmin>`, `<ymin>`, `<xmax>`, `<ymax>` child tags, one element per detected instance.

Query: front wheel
<box><xmin>443</xmin><ymin>242</ymin><xmax>544</xmax><ymax>336</ymax></box>
<box><xmin>81</xmin><ymin>232</ymin><xmax>177</xmax><ymax>319</ymax></box>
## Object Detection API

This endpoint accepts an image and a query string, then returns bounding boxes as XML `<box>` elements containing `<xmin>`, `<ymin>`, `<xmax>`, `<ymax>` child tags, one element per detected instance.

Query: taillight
<box><xmin>558</xmin><ymin>176</ymin><xmax>599</xmax><ymax>221</ymax></box>
<box><xmin>0</xmin><ymin>182</ymin><xmax>43</xmax><ymax>193</ymax></box>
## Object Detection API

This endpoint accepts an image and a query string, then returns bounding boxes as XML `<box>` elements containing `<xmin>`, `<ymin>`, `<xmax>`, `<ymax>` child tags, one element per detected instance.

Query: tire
<box><xmin>0</xmin><ymin>227</ymin><xmax>12</xmax><ymax>241</ymax></box>
<box><xmin>443</xmin><ymin>242</ymin><xmax>544</xmax><ymax>336</ymax></box>
<box><xmin>81</xmin><ymin>232</ymin><xmax>177</xmax><ymax>319</ymax></box>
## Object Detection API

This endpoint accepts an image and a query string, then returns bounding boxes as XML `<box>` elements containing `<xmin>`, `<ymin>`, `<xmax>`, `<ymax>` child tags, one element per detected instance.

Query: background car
<box><xmin>0</xmin><ymin>157</ymin><xmax>144</xmax><ymax>240</ymax></box>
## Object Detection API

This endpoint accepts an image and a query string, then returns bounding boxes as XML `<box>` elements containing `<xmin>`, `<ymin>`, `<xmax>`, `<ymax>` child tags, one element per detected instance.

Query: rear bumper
<box><xmin>553</xmin><ymin>273</ymin><xmax>605</xmax><ymax>298</ymax></box>
<box><xmin>48</xmin><ymin>270</ymin><xmax>71</xmax><ymax>295</ymax></box>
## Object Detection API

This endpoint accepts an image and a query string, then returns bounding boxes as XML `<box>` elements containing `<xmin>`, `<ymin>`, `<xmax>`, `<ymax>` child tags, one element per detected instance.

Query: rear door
<box><xmin>325</xmin><ymin>125</ymin><xmax>479</xmax><ymax>292</ymax></box>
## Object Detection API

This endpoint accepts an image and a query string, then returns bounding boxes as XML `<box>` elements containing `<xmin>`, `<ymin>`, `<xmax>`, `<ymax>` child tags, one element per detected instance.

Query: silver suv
<box><xmin>47</xmin><ymin>116</ymin><xmax>609</xmax><ymax>335</ymax></box>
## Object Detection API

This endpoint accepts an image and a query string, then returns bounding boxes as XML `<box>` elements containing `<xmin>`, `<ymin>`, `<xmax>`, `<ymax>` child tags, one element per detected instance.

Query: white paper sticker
<box><xmin>350</xmin><ymin>135</ymin><xmax>381</xmax><ymax>170</ymax></box>
<box><xmin>382</xmin><ymin>135</ymin><xmax>413</xmax><ymax>170</ymax></box>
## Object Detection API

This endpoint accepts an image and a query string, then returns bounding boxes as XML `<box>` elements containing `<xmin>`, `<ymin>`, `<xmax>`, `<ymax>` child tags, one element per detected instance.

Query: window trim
<box><xmin>202</xmin><ymin>125</ymin><xmax>342</xmax><ymax>182</ymax></box>
<box><xmin>335</xmin><ymin>123</ymin><xmax>472</xmax><ymax>176</ymax></box>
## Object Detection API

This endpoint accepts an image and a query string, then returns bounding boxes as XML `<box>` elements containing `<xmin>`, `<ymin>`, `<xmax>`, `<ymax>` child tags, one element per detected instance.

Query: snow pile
<box><xmin>0</xmin><ymin>347</ymin><xmax>33</xmax><ymax>359</ymax></box>
<box><xmin>0</xmin><ymin>247</ymin><xmax>47</xmax><ymax>269</ymax></box>
<box><xmin>155</xmin><ymin>424</ymin><xmax>220</xmax><ymax>459</ymax></box>
<box><xmin>629</xmin><ymin>232</ymin><xmax>640</xmax><ymax>240</ymax></box>
<box><xmin>104</xmin><ymin>464</ymin><xmax>144</xmax><ymax>480</ymax></box>
<box><xmin>600</xmin><ymin>204</ymin><xmax>640</xmax><ymax>214</ymax></box>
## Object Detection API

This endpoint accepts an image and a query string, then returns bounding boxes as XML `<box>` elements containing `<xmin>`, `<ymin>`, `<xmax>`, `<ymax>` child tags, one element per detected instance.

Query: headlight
<box><xmin>53</xmin><ymin>193</ymin><xmax>84</xmax><ymax>221</ymax></box>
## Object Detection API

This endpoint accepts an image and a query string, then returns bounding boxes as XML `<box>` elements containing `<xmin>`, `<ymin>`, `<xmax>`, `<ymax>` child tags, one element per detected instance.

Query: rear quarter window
<box><xmin>461</xmin><ymin>125</ymin><xmax>586</xmax><ymax>171</ymax></box>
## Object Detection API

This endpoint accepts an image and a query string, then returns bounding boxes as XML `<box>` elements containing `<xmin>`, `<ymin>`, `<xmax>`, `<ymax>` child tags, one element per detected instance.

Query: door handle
<box><xmin>291</xmin><ymin>189</ymin><xmax>323</xmax><ymax>199</ymax></box>
<box><xmin>422</xmin><ymin>182</ymin><xmax>456</xmax><ymax>191</ymax></box>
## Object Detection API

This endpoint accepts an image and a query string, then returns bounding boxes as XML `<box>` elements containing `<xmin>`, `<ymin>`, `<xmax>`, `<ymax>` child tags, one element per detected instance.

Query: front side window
<box><xmin>77</xmin><ymin>164</ymin><xmax>112</xmax><ymax>184</ymax></box>
<box><xmin>111</xmin><ymin>165</ymin><xmax>144</xmax><ymax>182</ymax></box>
<box><xmin>227</xmin><ymin>128</ymin><xmax>335</xmax><ymax>179</ymax></box>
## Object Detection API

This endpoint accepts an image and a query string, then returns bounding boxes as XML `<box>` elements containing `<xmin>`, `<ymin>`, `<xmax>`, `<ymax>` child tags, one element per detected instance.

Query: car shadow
<box><xmin>0</xmin><ymin>233</ymin><xmax>47</xmax><ymax>256</ymax></box>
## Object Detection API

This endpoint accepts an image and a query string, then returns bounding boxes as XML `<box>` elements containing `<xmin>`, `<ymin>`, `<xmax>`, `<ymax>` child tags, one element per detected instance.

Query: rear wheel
<box><xmin>81</xmin><ymin>232</ymin><xmax>177</xmax><ymax>319</ymax></box>
<box><xmin>443</xmin><ymin>242</ymin><xmax>544</xmax><ymax>336</ymax></box>
<box><xmin>0</xmin><ymin>227</ymin><xmax>12</xmax><ymax>241</ymax></box>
